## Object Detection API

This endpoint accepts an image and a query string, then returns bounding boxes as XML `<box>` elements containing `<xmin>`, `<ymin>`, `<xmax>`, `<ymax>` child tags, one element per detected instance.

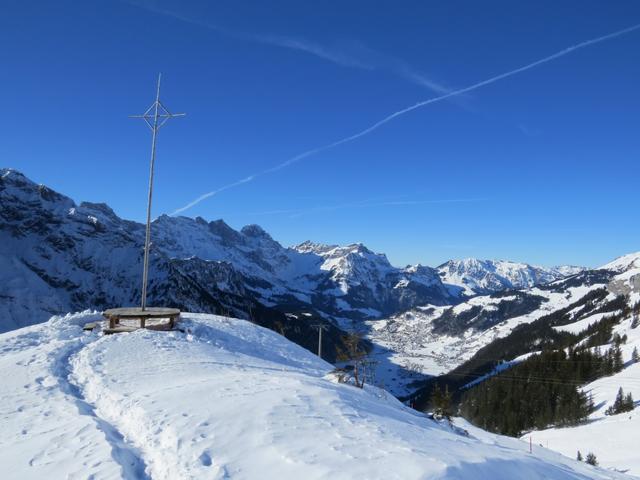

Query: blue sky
<box><xmin>2</xmin><ymin>0</ymin><xmax>639</xmax><ymax>268</ymax></box>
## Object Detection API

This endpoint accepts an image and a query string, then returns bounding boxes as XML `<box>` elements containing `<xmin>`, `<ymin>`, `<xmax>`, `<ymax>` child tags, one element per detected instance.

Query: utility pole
<box><xmin>130</xmin><ymin>74</ymin><xmax>185</xmax><ymax>311</ymax></box>
<box><xmin>312</xmin><ymin>324</ymin><xmax>328</xmax><ymax>359</ymax></box>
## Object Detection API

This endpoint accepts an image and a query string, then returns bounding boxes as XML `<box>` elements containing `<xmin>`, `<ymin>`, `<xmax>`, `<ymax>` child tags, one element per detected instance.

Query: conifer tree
<box><xmin>430</xmin><ymin>384</ymin><xmax>453</xmax><ymax>419</ymax></box>
<box><xmin>440</xmin><ymin>385</ymin><xmax>453</xmax><ymax>419</ymax></box>
<box><xmin>585</xmin><ymin>452</ymin><xmax>598</xmax><ymax>466</ymax></box>
<box><xmin>606</xmin><ymin>387</ymin><xmax>625</xmax><ymax>415</ymax></box>
<box><xmin>612</xmin><ymin>344</ymin><xmax>624</xmax><ymax>372</ymax></box>
<box><xmin>624</xmin><ymin>392</ymin><xmax>634</xmax><ymax>411</ymax></box>
<box><xmin>576</xmin><ymin>451</ymin><xmax>583</xmax><ymax>462</ymax></box>
<box><xmin>632</xmin><ymin>346</ymin><xmax>639</xmax><ymax>363</ymax></box>
<box><xmin>431</xmin><ymin>383</ymin><xmax>443</xmax><ymax>414</ymax></box>
<box><xmin>606</xmin><ymin>387</ymin><xmax>634</xmax><ymax>415</ymax></box>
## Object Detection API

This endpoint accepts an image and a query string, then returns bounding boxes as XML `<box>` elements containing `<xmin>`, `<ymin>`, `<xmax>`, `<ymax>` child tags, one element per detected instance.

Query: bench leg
<box><xmin>141</xmin><ymin>318</ymin><xmax>146</xmax><ymax>329</ymax></box>
<box><xmin>109</xmin><ymin>317</ymin><xmax>116</xmax><ymax>329</ymax></box>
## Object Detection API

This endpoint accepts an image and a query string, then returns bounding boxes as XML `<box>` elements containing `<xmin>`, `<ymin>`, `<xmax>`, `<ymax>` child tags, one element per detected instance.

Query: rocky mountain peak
<box><xmin>79</xmin><ymin>202</ymin><xmax>118</xmax><ymax>219</ymax></box>
<box><xmin>294</xmin><ymin>240</ymin><xmax>335</xmax><ymax>254</ymax></box>
<box><xmin>1</xmin><ymin>168</ymin><xmax>35</xmax><ymax>186</ymax></box>
<box><xmin>207</xmin><ymin>219</ymin><xmax>242</xmax><ymax>244</ymax></box>
<box><xmin>241</xmin><ymin>224</ymin><xmax>272</xmax><ymax>240</ymax></box>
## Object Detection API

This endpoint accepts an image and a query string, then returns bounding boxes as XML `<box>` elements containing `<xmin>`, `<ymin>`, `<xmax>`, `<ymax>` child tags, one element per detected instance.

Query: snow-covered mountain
<box><xmin>600</xmin><ymin>252</ymin><xmax>640</xmax><ymax>273</ymax></box>
<box><xmin>2</xmin><ymin>168</ymin><xmax>577</xmax><ymax>336</ymax></box>
<box><xmin>293</xmin><ymin>241</ymin><xmax>454</xmax><ymax>323</ymax></box>
<box><xmin>0</xmin><ymin>310</ymin><xmax>627</xmax><ymax>480</ymax></box>
<box><xmin>368</xmin><ymin>253</ymin><xmax>639</xmax><ymax>396</ymax></box>
<box><xmin>388</xmin><ymin>252</ymin><xmax>640</xmax><ymax>474</ymax></box>
<box><xmin>3</xmin><ymin>168</ymin><xmax>639</xmax><ymax>475</ymax></box>
<box><xmin>0</xmin><ymin>168</ymin><xmax>458</xmax><ymax>333</ymax></box>
<box><xmin>437</xmin><ymin>258</ymin><xmax>584</xmax><ymax>295</ymax></box>
<box><xmin>367</xmin><ymin>269</ymin><xmax>612</xmax><ymax>395</ymax></box>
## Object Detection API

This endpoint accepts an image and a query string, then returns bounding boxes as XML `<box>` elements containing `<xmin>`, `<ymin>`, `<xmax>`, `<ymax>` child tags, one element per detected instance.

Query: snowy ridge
<box><xmin>0</xmin><ymin>311</ymin><xmax>629</xmax><ymax>479</ymax></box>
<box><xmin>437</xmin><ymin>258</ymin><xmax>584</xmax><ymax>295</ymax></box>
<box><xmin>600</xmin><ymin>252</ymin><xmax>640</xmax><ymax>272</ymax></box>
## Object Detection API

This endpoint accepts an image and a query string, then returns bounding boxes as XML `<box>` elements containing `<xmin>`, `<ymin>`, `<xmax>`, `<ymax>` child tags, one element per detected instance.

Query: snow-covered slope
<box><xmin>367</xmin><ymin>270</ymin><xmax>613</xmax><ymax>396</ymax></box>
<box><xmin>437</xmin><ymin>258</ymin><xmax>584</xmax><ymax>296</ymax></box>
<box><xmin>600</xmin><ymin>252</ymin><xmax>640</xmax><ymax>273</ymax></box>
<box><xmin>523</xmin><ymin>310</ymin><xmax>640</xmax><ymax>475</ymax></box>
<box><xmin>518</xmin><ymin>255</ymin><xmax>640</xmax><ymax>475</ymax></box>
<box><xmin>396</xmin><ymin>256</ymin><xmax>639</xmax><ymax>388</ymax></box>
<box><xmin>0</xmin><ymin>311</ymin><xmax>629</xmax><ymax>479</ymax></box>
<box><xmin>397</xmin><ymin>254</ymin><xmax>640</xmax><ymax>474</ymax></box>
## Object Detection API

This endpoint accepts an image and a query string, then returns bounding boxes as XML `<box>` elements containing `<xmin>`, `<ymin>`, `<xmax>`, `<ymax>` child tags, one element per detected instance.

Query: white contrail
<box><xmin>171</xmin><ymin>22</ymin><xmax>640</xmax><ymax>216</ymax></box>
<box><xmin>173</xmin><ymin>175</ymin><xmax>255</xmax><ymax>214</ymax></box>
<box><xmin>131</xmin><ymin>0</ymin><xmax>451</xmax><ymax>94</ymax></box>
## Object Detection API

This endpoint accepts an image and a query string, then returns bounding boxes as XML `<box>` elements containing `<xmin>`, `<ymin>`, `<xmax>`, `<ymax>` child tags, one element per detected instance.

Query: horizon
<box><xmin>1</xmin><ymin>165</ymin><xmax>627</xmax><ymax>270</ymax></box>
<box><xmin>2</xmin><ymin>1</ymin><xmax>640</xmax><ymax>268</ymax></box>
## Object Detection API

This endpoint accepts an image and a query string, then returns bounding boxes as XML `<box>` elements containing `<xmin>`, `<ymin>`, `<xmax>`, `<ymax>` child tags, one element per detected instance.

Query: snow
<box><xmin>1</xmin><ymin>169</ymin><xmax>462</xmax><ymax>332</ymax></box>
<box><xmin>0</xmin><ymin>311</ymin><xmax>628</xmax><ymax>479</ymax></box>
<box><xmin>600</xmin><ymin>252</ymin><xmax>640</xmax><ymax>272</ymax></box>
<box><xmin>438</xmin><ymin>258</ymin><xmax>583</xmax><ymax>296</ymax></box>
<box><xmin>523</xmin><ymin>314</ymin><xmax>640</xmax><ymax>476</ymax></box>
<box><xmin>366</xmin><ymin>284</ymin><xmax>603</xmax><ymax>395</ymax></box>
<box><xmin>462</xmin><ymin>359</ymin><xmax>522</xmax><ymax>389</ymax></box>
<box><xmin>553</xmin><ymin>311</ymin><xmax>621</xmax><ymax>334</ymax></box>
<box><xmin>0</xmin><ymin>312</ymin><xmax>129</xmax><ymax>479</ymax></box>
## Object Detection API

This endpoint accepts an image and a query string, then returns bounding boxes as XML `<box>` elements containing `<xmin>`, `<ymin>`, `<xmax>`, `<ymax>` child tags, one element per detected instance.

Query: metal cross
<box><xmin>130</xmin><ymin>73</ymin><xmax>185</xmax><ymax>311</ymax></box>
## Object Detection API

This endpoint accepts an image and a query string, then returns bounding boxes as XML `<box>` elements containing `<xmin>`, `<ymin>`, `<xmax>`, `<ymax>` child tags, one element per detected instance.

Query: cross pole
<box><xmin>130</xmin><ymin>73</ymin><xmax>185</xmax><ymax>311</ymax></box>
<box><xmin>312</xmin><ymin>324</ymin><xmax>329</xmax><ymax>359</ymax></box>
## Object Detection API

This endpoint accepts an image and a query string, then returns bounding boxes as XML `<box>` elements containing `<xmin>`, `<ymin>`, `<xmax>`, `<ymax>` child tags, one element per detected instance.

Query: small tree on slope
<box><xmin>336</xmin><ymin>331</ymin><xmax>368</xmax><ymax>388</ymax></box>
<box><xmin>431</xmin><ymin>384</ymin><xmax>453</xmax><ymax>419</ymax></box>
<box><xmin>605</xmin><ymin>387</ymin><xmax>635</xmax><ymax>415</ymax></box>
<box><xmin>585</xmin><ymin>452</ymin><xmax>598</xmax><ymax>466</ymax></box>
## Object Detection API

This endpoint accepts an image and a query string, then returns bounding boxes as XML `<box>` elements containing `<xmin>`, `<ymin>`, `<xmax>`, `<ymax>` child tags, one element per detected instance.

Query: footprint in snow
<box><xmin>199</xmin><ymin>451</ymin><xmax>213</xmax><ymax>467</ymax></box>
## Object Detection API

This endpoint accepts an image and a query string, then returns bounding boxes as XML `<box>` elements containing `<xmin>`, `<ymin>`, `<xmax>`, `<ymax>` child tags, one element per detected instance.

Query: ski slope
<box><xmin>0</xmin><ymin>312</ymin><xmax>632</xmax><ymax>479</ymax></box>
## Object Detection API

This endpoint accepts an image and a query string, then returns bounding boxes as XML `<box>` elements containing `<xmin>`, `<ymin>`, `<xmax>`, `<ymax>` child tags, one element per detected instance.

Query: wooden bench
<box><xmin>103</xmin><ymin>307</ymin><xmax>180</xmax><ymax>333</ymax></box>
